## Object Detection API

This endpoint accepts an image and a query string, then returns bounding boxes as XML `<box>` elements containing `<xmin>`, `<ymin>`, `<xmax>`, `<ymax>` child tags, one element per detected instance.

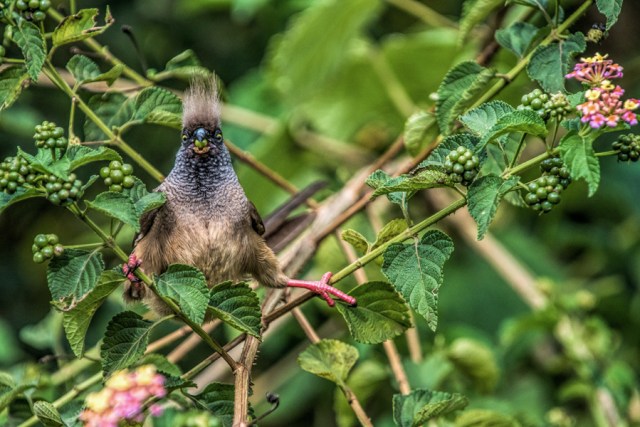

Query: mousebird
<box><xmin>122</xmin><ymin>78</ymin><xmax>356</xmax><ymax>315</ymax></box>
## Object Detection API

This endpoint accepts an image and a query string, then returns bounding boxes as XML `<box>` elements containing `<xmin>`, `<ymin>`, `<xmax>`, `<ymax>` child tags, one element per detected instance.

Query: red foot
<box><xmin>287</xmin><ymin>272</ymin><xmax>357</xmax><ymax>307</ymax></box>
<box><xmin>122</xmin><ymin>253</ymin><xmax>142</xmax><ymax>284</ymax></box>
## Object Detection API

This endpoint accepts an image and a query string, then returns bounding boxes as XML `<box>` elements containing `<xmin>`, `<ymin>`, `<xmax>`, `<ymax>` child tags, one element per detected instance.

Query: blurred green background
<box><xmin>1</xmin><ymin>0</ymin><xmax>640</xmax><ymax>425</ymax></box>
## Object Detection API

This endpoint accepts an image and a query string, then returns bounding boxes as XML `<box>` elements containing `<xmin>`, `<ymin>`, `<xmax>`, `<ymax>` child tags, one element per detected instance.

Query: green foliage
<box><xmin>393</xmin><ymin>389</ymin><xmax>468</xmax><ymax>426</ymax></box>
<box><xmin>458</xmin><ymin>0</ymin><xmax>504</xmax><ymax>44</ymax></box>
<box><xmin>559</xmin><ymin>132</ymin><xmax>600</xmax><ymax>196</ymax></box>
<box><xmin>334</xmin><ymin>359</ymin><xmax>387</xmax><ymax>427</ymax></box>
<box><xmin>527</xmin><ymin>33</ymin><xmax>586</xmax><ymax>93</ymax></box>
<box><xmin>33</xmin><ymin>401</ymin><xmax>63</xmax><ymax>427</ymax></box>
<box><xmin>86</xmin><ymin>192</ymin><xmax>140</xmax><ymax>230</ymax></box>
<box><xmin>478</xmin><ymin>109</ymin><xmax>547</xmax><ymax>151</ymax></box>
<box><xmin>455</xmin><ymin>409</ymin><xmax>521</xmax><ymax>426</ymax></box>
<box><xmin>447</xmin><ymin>338</ymin><xmax>499</xmax><ymax>392</ymax></box>
<box><xmin>190</xmin><ymin>382</ymin><xmax>235</xmax><ymax>427</ymax></box>
<box><xmin>596</xmin><ymin>0</ymin><xmax>623</xmax><ymax>30</ymax></box>
<box><xmin>460</xmin><ymin>101</ymin><xmax>515</xmax><ymax>137</ymax></box>
<box><xmin>13</xmin><ymin>22</ymin><xmax>45</xmax><ymax>81</ymax></box>
<box><xmin>52</xmin><ymin>8</ymin><xmax>113</xmax><ymax>46</ymax></box>
<box><xmin>336</xmin><ymin>281</ymin><xmax>411</xmax><ymax>344</ymax></box>
<box><xmin>156</xmin><ymin>264</ymin><xmax>210</xmax><ymax>325</ymax></box>
<box><xmin>298</xmin><ymin>339</ymin><xmax>358</xmax><ymax>388</ymax></box>
<box><xmin>66</xmin><ymin>55</ymin><xmax>123</xmax><ymax>86</ymax></box>
<box><xmin>382</xmin><ymin>230</ymin><xmax>454</xmax><ymax>331</ymax></box>
<box><xmin>100</xmin><ymin>311</ymin><xmax>153</xmax><ymax>377</ymax></box>
<box><xmin>467</xmin><ymin>175</ymin><xmax>519</xmax><ymax>240</ymax></box>
<box><xmin>403</xmin><ymin>111</ymin><xmax>438</xmax><ymax>157</ymax></box>
<box><xmin>341</xmin><ymin>229</ymin><xmax>370</xmax><ymax>254</ymax></box>
<box><xmin>495</xmin><ymin>22</ymin><xmax>538</xmax><ymax>58</ymax></box>
<box><xmin>0</xmin><ymin>66</ymin><xmax>30</xmax><ymax>110</ymax></box>
<box><xmin>207</xmin><ymin>282</ymin><xmax>261</xmax><ymax>337</ymax></box>
<box><xmin>47</xmin><ymin>248</ymin><xmax>104</xmax><ymax>309</ymax></box>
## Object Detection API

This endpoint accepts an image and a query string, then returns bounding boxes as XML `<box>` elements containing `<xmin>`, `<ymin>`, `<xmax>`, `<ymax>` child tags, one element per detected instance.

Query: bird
<box><xmin>122</xmin><ymin>77</ymin><xmax>356</xmax><ymax>315</ymax></box>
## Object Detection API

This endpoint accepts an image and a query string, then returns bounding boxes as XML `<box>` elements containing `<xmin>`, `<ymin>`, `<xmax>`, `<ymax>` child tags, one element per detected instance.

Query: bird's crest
<box><xmin>182</xmin><ymin>76</ymin><xmax>221</xmax><ymax>131</ymax></box>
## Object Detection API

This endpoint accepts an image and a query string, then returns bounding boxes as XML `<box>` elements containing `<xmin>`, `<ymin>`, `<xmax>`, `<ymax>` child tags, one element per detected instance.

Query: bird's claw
<box><xmin>122</xmin><ymin>254</ymin><xmax>142</xmax><ymax>284</ymax></box>
<box><xmin>287</xmin><ymin>272</ymin><xmax>357</xmax><ymax>307</ymax></box>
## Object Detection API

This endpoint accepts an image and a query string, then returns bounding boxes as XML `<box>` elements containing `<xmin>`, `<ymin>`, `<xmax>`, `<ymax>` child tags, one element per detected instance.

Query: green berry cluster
<box><xmin>31</xmin><ymin>233</ymin><xmax>63</xmax><ymax>264</ymax></box>
<box><xmin>0</xmin><ymin>0</ymin><xmax>51</xmax><ymax>23</ymax></box>
<box><xmin>524</xmin><ymin>157</ymin><xmax>571</xmax><ymax>214</ymax></box>
<box><xmin>444</xmin><ymin>146</ymin><xmax>480</xmax><ymax>186</ymax></box>
<box><xmin>544</xmin><ymin>93</ymin><xmax>573</xmax><ymax>121</ymax></box>
<box><xmin>519</xmin><ymin>89</ymin><xmax>549</xmax><ymax>117</ymax></box>
<box><xmin>100</xmin><ymin>161</ymin><xmax>135</xmax><ymax>192</ymax></box>
<box><xmin>34</xmin><ymin>121</ymin><xmax>67</xmax><ymax>151</ymax></box>
<box><xmin>612</xmin><ymin>134</ymin><xmax>640</xmax><ymax>162</ymax></box>
<box><xmin>0</xmin><ymin>156</ymin><xmax>35</xmax><ymax>194</ymax></box>
<box><xmin>43</xmin><ymin>173</ymin><xmax>84</xmax><ymax>205</ymax></box>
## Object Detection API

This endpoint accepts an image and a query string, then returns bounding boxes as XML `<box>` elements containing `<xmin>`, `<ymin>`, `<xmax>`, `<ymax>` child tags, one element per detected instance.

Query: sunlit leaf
<box><xmin>101</xmin><ymin>311</ymin><xmax>152</xmax><ymax>376</ymax></box>
<box><xmin>298</xmin><ymin>339</ymin><xmax>358</xmax><ymax>387</ymax></box>
<box><xmin>47</xmin><ymin>249</ymin><xmax>104</xmax><ymax>310</ymax></box>
<box><xmin>208</xmin><ymin>282</ymin><xmax>261</xmax><ymax>337</ymax></box>
<box><xmin>393</xmin><ymin>389</ymin><xmax>468</xmax><ymax>427</ymax></box>
<box><xmin>13</xmin><ymin>22</ymin><xmax>45</xmax><ymax>81</ymax></box>
<box><xmin>467</xmin><ymin>175</ymin><xmax>519</xmax><ymax>240</ymax></box>
<box><xmin>157</xmin><ymin>265</ymin><xmax>210</xmax><ymax>325</ymax></box>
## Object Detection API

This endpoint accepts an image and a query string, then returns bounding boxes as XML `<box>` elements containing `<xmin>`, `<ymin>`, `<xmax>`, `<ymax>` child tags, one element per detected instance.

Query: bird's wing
<box><xmin>249</xmin><ymin>201</ymin><xmax>266</xmax><ymax>236</ymax></box>
<box><xmin>133</xmin><ymin>206</ymin><xmax>162</xmax><ymax>247</ymax></box>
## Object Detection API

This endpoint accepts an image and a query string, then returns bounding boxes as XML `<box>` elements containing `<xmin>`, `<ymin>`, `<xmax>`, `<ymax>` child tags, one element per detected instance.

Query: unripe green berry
<box><xmin>109</xmin><ymin>160</ymin><xmax>122</xmax><ymax>169</ymax></box>
<box><xmin>109</xmin><ymin>184</ymin><xmax>123</xmax><ymax>192</ymax></box>
<box><xmin>33</xmin><ymin>252</ymin><xmax>45</xmax><ymax>263</ymax></box>
<box><xmin>41</xmin><ymin>245</ymin><xmax>54</xmax><ymax>258</ymax></box>
<box><xmin>99</xmin><ymin>167</ymin><xmax>110</xmax><ymax>178</ymax></box>
<box><xmin>34</xmin><ymin>234</ymin><xmax>48</xmax><ymax>247</ymax></box>
<box><xmin>122</xmin><ymin>176</ymin><xmax>135</xmax><ymax>189</ymax></box>
<box><xmin>47</xmin><ymin>234</ymin><xmax>58</xmax><ymax>245</ymax></box>
<box><xmin>109</xmin><ymin>169</ymin><xmax>124</xmax><ymax>184</ymax></box>
<box><xmin>53</xmin><ymin>244</ymin><xmax>64</xmax><ymax>256</ymax></box>
<box><xmin>121</xmin><ymin>163</ymin><xmax>133</xmax><ymax>175</ymax></box>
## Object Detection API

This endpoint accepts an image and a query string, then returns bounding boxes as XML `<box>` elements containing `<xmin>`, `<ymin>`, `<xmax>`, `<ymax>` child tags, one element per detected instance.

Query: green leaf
<box><xmin>447</xmin><ymin>338</ymin><xmax>500</xmax><ymax>393</ymax></box>
<box><xmin>596</xmin><ymin>0</ymin><xmax>623</xmax><ymax>30</ymax></box>
<box><xmin>19</xmin><ymin>310</ymin><xmax>59</xmax><ymax>351</ymax></box>
<box><xmin>208</xmin><ymin>282</ymin><xmax>261</xmax><ymax>337</ymax></box>
<box><xmin>507</xmin><ymin>0</ymin><xmax>549</xmax><ymax>9</ymax></box>
<box><xmin>369</xmin><ymin>167</ymin><xmax>452</xmax><ymax>197</ymax></box>
<box><xmin>192</xmin><ymin>383</ymin><xmax>235</xmax><ymax>427</ymax></box>
<box><xmin>458</xmin><ymin>0</ymin><xmax>503</xmax><ymax>44</ymax></box>
<box><xmin>157</xmin><ymin>265</ymin><xmax>210</xmax><ymax>325</ymax></box>
<box><xmin>60</xmin><ymin>271</ymin><xmax>123</xmax><ymax>357</ymax></box>
<box><xmin>382</xmin><ymin>230</ymin><xmax>454</xmax><ymax>331</ymax></box>
<box><xmin>18</xmin><ymin>147</ymin><xmax>70</xmax><ymax>180</ymax></box>
<box><xmin>372</xmin><ymin>218</ymin><xmax>408</xmax><ymax>251</ymax></box>
<box><xmin>467</xmin><ymin>175</ymin><xmax>519</xmax><ymax>240</ymax></box>
<box><xmin>478</xmin><ymin>109</ymin><xmax>547</xmax><ymax>152</ymax></box>
<box><xmin>52</xmin><ymin>8</ymin><xmax>114</xmax><ymax>46</ymax></box>
<box><xmin>0</xmin><ymin>187</ymin><xmax>42</xmax><ymax>214</ymax></box>
<box><xmin>418</xmin><ymin>133</ymin><xmax>481</xmax><ymax>169</ymax></box>
<box><xmin>66</xmin><ymin>145</ymin><xmax>122</xmax><ymax>170</ymax></box>
<box><xmin>13</xmin><ymin>22</ymin><xmax>46</xmax><ymax>81</ymax></box>
<box><xmin>404</xmin><ymin>111</ymin><xmax>438</xmax><ymax>157</ymax></box>
<box><xmin>336</xmin><ymin>281</ymin><xmax>411</xmax><ymax>344</ymax></box>
<box><xmin>341</xmin><ymin>229</ymin><xmax>370</xmax><ymax>254</ymax></box>
<box><xmin>47</xmin><ymin>249</ymin><xmax>105</xmax><ymax>309</ymax></box>
<box><xmin>66</xmin><ymin>55</ymin><xmax>123</xmax><ymax>86</ymax></box>
<box><xmin>0</xmin><ymin>66</ymin><xmax>30</xmax><ymax>110</ymax></box>
<box><xmin>84</xmin><ymin>92</ymin><xmax>134</xmax><ymax>140</ymax></box>
<box><xmin>133</xmin><ymin>87</ymin><xmax>182</xmax><ymax>122</ymax></box>
<box><xmin>455</xmin><ymin>409</ymin><xmax>522</xmax><ymax>427</ymax></box>
<box><xmin>144</xmin><ymin>110</ymin><xmax>182</xmax><ymax>129</ymax></box>
<box><xmin>436</xmin><ymin>61</ymin><xmax>495</xmax><ymax>135</ymax></box>
<box><xmin>559</xmin><ymin>132</ymin><xmax>600</xmax><ymax>196</ymax></box>
<box><xmin>33</xmin><ymin>401</ymin><xmax>63</xmax><ymax>427</ymax></box>
<box><xmin>334</xmin><ymin>360</ymin><xmax>387</xmax><ymax>427</ymax></box>
<box><xmin>138</xmin><ymin>354</ymin><xmax>182</xmax><ymax>378</ymax></box>
<box><xmin>85</xmin><ymin>192</ymin><xmax>139</xmax><ymax>231</ymax></box>
<box><xmin>460</xmin><ymin>101</ymin><xmax>515</xmax><ymax>138</ymax></box>
<box><xmin>298</xmin><ymin>339</ymin><xmax>359</xmax><ymax>387</ymax></box>
<box><xmin>101</xmin><ymin>311</ymin><xmax>153</xmax><ymax>376</ymax></box>
<box><xmin>393</xmin><ymin>389</ymin><xmax>468</xmax><ymax>427</ymax></box>
<box><xmin>267</xmin><ymin>0</ymin><xmax>382</xmax><ymax>103</ymax></box>
<box><xmin>495</xmin><ymin>22</ymin><xmax>539</xmax><ymax>58</ymax></box>
<box><xmin>155</xmin><ymin>49</ymin><xmax>211</xmax><ymax>81</ymax></box>
<box><xmin>128</xmin><ymin>178</ymin><xmax>166</xmax><ymax>218</ymax></box>
<box><xmin>527</xmin><ymin>32</ymin><xmax>586</xmax><ymax>93</ymax></box>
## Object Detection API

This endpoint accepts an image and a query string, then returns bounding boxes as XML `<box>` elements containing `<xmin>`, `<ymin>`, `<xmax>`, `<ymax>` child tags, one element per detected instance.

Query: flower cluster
<box><xmin>566</xmin><ymin>53</ymin><xmax>639</xmax><ymax>129</ymax></box>
<box><xmin>79</xmin><ymin>365</ymin><xmax>166</xmax><ymax>427</ymax></box>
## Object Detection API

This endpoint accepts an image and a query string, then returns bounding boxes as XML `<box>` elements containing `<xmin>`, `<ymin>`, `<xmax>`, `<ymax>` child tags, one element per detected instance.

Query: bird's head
<box><xmin>181</xmin><ymin>77</ymin><xmax>224</xmax><ymax>157</ymax></box>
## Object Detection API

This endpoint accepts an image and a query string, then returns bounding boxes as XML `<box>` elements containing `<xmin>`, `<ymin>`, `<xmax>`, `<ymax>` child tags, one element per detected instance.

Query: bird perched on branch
<box><xmin>123</xmin><ymin>78</ymin><xmax>355</xmax><ymax>314</ymax></box>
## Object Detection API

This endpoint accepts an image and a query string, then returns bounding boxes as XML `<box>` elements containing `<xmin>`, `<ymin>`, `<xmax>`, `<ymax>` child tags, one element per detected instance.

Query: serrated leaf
<box><xmin>341</xmin><ymin>229</ymin><xmax>370</xmax><ymax>254</ymax></box>
<box><xmin>382</xmin><ymin>230</ymin><xmax>454</xmax><ymax>331</ymax></box>
<box><xmin>0</xmin><ymin>187</ymin><xmax>42</xmax><ymax>214</ymax></box>
<box><xmin>467</xmin><ymin>175</ymin><xmax>519</xmax><ymax>240</ymax></box>
<box><xmin>418</xmin><ymin>133</ymin><xmax>481</xmax><ymax>169</ymax></box>
<box><xmin>0</xmin><ymin>372</ymin><xmax>15</xmax><ymax>388</ymax></box>
<box><xmin>298</xmin><ymin>339</ymin><xmax>358</xmax><ymax>387</ymax></box>
<box><xmin>436</xmin><ymin>61</ymin><xmax>495</xmax><ymax>135</ymax></box>
<box><xmin>193</xmin><ymin>383</ymin><xmax>235</xmax><ymax>427</ymax></box>
<box><xmin>478</xmin><ymin>109</ymin><xmax>547</xmax><ymax>152</ymax></box>
<box><xmin>61</xmin><ymin>271</ymin><xmax>123</xmax><ymax>357</ymax></box>
<box><xmin>596</xmin><ymin>0</ymin><xmax>622</xmax><ymax>30</ymax></box>
<box><xmin>101</xmin><ymin>311</ymin><xmax>153</xmax><ymax>376</ymax></box>
<box><xmin>155</xmin><ymin>49</ymin><xmax>211</xmax><ymax>81</ymax></box>
<box><xmin>13</xmin><ymin>22</ymin><xmax>45</xmax><ymax>81</ymax></box>
<box><xmin>126</xmin><ymin>178</ymin><xmax>166</xmax><ymax>218</ymax></box>
<box><xmin>144</xmin><ymin>110</ymin><xmax>182</xmax><ymax>128</ymax></box>
<box><xmin>393</xmin><ymin>389</ymin><xmax>468</xmax><ymax>427</ymax></box>
<box><xmin>18</xmin><ymin>147</ymin><xmax>70</xmax><ymax>180</ymax></box>
<box><xmin>84</xmin><ymin>92</ymin><xmax>134</xmax><ymax>140</ymax></box>
<box><xmin>47</xmin><ymin>249</ymin><xmax>105</xmax><ymax>310</ymax></box>
<box><xmin>33</xmin><ymin>401</ymin><xmax>63</xmax><ymax>427</ymax></box>
<box><xmin>559</xmin><ymin>132</ymin><xmax>600</xmax><ymax>196</ymax></box>
<box><xmin>334</xmin><ymin>360</ymin><xmax>387</xmax><ymax>427</ymax></box>
<box><xmin>208</xmin><ymin>282</ymin><xmax>261</xmax><ymax>337</ymax></box>
<box><xmin>372</xmin><ymin>218</ymin><xmax>408</xmax><ymax>251</ymax></box>
<box><xmin>447</xmin><ymin>338</ymin><xmax>499</xmax><ymax>393</ymax></box>
<box><xmin>495</xmin><ymin>22</ymin><xmax>539</xmax><ymax>58</ymax></box>
<box><xmin>52</xmin><ymin>8</ymin><xmax>114</xmax><ymax>46</ymax></box>
<box><xmin>527</xmin><ymin>32</ymin><xmax>586</xmax><ymax>93</ymax></box>
<box><xmin>455</xmin><ymin>409</ymin><xmax>522</xmax><ymax>427</ymax></box>
<box><xmin>66</xmin><ymin>145</ymin><xmax>122</xmax><ymax>170</ymax></box>
<box><xmin>66</xmin><ymin>55</ymin><xmax>123</xmax><ymax>86</ymax></box>
<box><xmin>0</xmin><ymin>66</ymin><xmax>30</xmax><ymax>110</ymax></box>
<box><xmin>369</xmin><ymin>167</ymin><xmax>452</xmax><ymax>198</ymax></box>
<box><xmin>133</xmin><ymin>87</ymin><xmax>182</xmax><ymax>122</ymax></box>
<box><xmin>404</xmin><ymin>111</ymin><xmax>438</xmax><ymax>157</ymax></box>
<box><xmin>336</xmin><ymin>281</ymin><xmax>411</xmax><ymax>344</ymax></box>
<box><xmin>157</xmin><ymin>265</ymin><xmax>210</xmax><ymax>325</ymax></box>
<box><xmin>85</xmin><ymin>192</ymin><xmax>140</xmax><ymax>231</ymax></box>
<box><xmin>458</xmin><ymin>0</ymin><xmax>503</xmax><ymax>44</ymax></box>
<box><xmin>460</xmin><ymin>101</ymin><xmax>515</xmax><ymax>137</ymax></box>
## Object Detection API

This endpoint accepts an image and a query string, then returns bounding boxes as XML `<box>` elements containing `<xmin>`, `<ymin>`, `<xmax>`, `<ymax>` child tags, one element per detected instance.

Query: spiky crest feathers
<box><xmin>182</xmin><ymin>77</ymin><xmax>222</xmax><ymax>132</ymax></box>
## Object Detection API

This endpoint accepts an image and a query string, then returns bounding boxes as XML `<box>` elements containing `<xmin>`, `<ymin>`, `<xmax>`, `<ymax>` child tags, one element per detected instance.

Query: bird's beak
<box><xmin>193</xmin><ymin>135</ymin><xmax>210</xmax><ymax>155</ymax></box>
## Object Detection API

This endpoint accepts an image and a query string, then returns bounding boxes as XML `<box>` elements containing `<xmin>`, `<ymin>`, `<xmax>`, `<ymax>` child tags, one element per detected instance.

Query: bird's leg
<box><xmin>287</xmin><ymin>272</ymin><xmax>356</xmax><ymax>307</ymax></box>
<box><xmin>122</xmin><ymin>253</ymin><xmax>144</xmax><ymax>299</ymax></box>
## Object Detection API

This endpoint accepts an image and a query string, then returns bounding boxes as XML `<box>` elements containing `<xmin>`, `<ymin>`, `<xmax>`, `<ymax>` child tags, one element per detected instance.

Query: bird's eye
<box><xmin>214</xmin><ymin>129</ymin><xmax>223</xmax><ymax>142</ymax></box>
<box><xmin>182</xmin><ymin>134</ymin><xmax>187</xmax><ymax>141</ymax></box>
